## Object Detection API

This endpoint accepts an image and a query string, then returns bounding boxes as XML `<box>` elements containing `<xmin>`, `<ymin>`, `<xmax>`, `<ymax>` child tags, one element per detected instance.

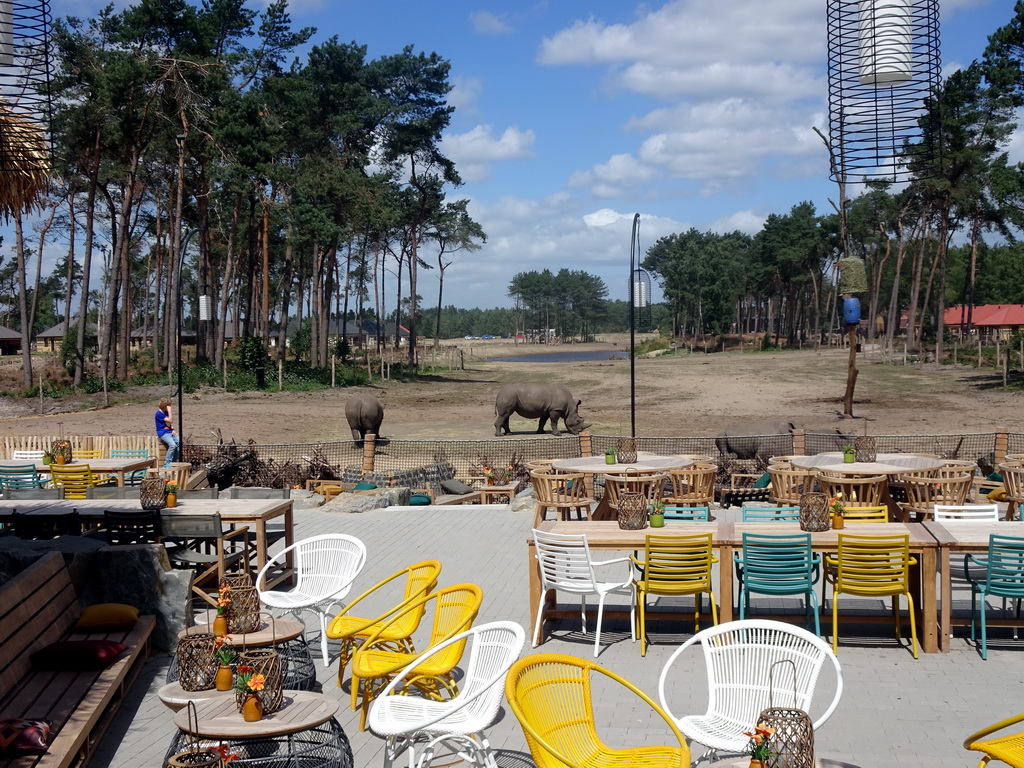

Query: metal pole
<box><xmin>177</xmin><ymin>229</ymin><xmax>198</xmax><ymax>452</ymax></box>
<box><xmin>629</xmin><ymin>213</ymin><xmax>640</xmax><ymax>439</ymax></box>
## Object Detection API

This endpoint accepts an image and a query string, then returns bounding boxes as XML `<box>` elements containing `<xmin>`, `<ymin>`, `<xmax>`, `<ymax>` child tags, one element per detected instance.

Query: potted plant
<box><xmin>650</xmin><ymin>499</ymin><xmax>665</xmax><ymax>528</ymax></box>
<box><xmin>165</xmin><ymin>482</ymin><xmax>179</xmax><ymax>508</ymax></box>
<box><xmin>830</xmin><ymin>493</ymin><xmax>845</xmax><ymax>529</ymax></box>
<box><xmin>842</xmin><ymin>444</ymin><xmax>856</xmax><ymax>463</ymax></box>
<box><xmin>234</xmin><ymin>666</ymin><xmax>266</xmax><ymax>722</ymax></box>
<box><xmin>213</xmin><ymin>635</ymin><xmax>235</xmax><ymax>691</ymax></box>
<box><xmin>743</xmin><ymin>724</ymin><xmax>775</xmax><ymax>768</ymax></box>
<box><xmin>605</xmin><ymin>448</ymin><xmax>617</xmax><ymax>465</ymax></box>
<box><xmin>214</xmin><ymin>585</ymin><xmax>231</xmax><ymax>636</ymax></box>
<box><xmin>42</xmin><ymin>449</ymin><xmax>52</xmax><ymax>466</ymax></box>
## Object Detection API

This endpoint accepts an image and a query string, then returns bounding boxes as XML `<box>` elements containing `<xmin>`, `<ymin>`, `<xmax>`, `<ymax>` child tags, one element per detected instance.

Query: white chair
<box><xmin>256</xmin><ymin>533</ymin><xmax>367</xmax><ymax>662</ymax></box>
<box><xmin>367</xmin><ymin>621</ymin><xmax>526</xmax><ymax>768</ymax></box>
<box><xmin>531</xmin><ymin>529</ymin><xmax>635</xmax><ymax>657</ymax></box>
<box><xmin>12</xmin><ymin>450</ymin><xmax>45</xmax><ymax>461</ymax></box>
<box><xmin>658</xmin><ymin>619</ymin><xmax>843</xmax><ymax>765</ymax></box>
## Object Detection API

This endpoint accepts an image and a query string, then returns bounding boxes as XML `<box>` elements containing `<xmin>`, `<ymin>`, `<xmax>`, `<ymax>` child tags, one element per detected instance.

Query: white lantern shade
<box><xmin>198</xmin><ymin>294</ymin><xmax>213</xmax><ymax>321</ymax></box>
<box><xmin>0</xmin><ymin>1</ymin><xmax>13</xmax><ymax>67</ymax></box>
<box><xmin>858</xmin><ymin>0</ymin><xmax>913</xmax><ymax>86</ymax></box>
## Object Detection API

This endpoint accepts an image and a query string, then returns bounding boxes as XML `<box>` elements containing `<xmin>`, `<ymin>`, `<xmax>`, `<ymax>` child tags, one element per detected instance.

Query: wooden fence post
<box><xmin>995</xmin><ymin>427</ymin><xmax>1009</xmax><ymax>467</ymax></box>
<box><xmin>793</xmin><ymin>428</ymin><xmax>806</xmax><ymax>456</ymax></box>
<box><xmin>579</xmin><ymin>431</ymin><xmax>593</xmax><ymax>458</ymax></box>
<box><xmin>362</xmin><ymin>434</ymin><xmax>376</xmax><ymax>472</ymax></box>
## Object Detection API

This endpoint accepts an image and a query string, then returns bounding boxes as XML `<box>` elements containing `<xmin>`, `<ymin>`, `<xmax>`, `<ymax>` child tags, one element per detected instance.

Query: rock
<box><xmin>321</xmin><ymin>486</ymin><xmax>410</xmax><ymax>513</ymax></box>
<box><xmin>511</xmin><ymin>490</ymin><xmax>536</xmax><ymax>515</ymax></box>
<box><xmin>290</xmin><ymin>489</ymin><xmax>325</xmax><ymax>509</ymax></box>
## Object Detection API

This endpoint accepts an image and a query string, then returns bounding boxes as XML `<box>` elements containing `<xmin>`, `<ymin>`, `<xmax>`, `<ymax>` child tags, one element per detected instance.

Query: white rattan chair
<box><xmin>367</xmin><ymin>621</ymin><xmax>526</xmax><ymax>768</ymax></box>
<box><xmin>532</xmin><ymin>529</ymin><xmax>635</xmax><ymax>657</ymax></box>
<box><xmin>257</xmin><ymin>533</ymin><xmax>367</xmax><ymax>662</ymax></box>
<box><xmin>658</xmin><ymin>619</ymin><xmax>843</xmax><ymax>765</ymax></box>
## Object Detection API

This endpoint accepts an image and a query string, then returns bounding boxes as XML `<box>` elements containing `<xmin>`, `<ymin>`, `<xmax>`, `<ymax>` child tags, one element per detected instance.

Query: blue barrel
<box><xmin>843</xmin><ymin>297</ymin><xmax>861</xmax><ymax>324</ymax></box>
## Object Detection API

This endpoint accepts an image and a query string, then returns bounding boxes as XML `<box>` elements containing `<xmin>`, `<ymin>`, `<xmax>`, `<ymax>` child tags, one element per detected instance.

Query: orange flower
<box><xmin>214</xmin><ymin>635</ymin><xmax>233</xmax><ymax>648</ymax></box>
<box><xmin>248</xmin><ymin>674</ymin><xmax>266</xmax><ymax>691</ymax></box>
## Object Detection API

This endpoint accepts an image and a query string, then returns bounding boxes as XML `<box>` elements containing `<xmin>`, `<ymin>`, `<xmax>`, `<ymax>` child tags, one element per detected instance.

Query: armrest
<box><xmin>964</xmin><ymin>711</ymin><xmax>1024</xmax><ymax>750</ymax></box>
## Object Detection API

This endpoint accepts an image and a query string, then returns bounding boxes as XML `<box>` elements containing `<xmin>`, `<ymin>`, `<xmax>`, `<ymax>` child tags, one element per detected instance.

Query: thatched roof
<box><xmin>0</xmin><ymin>98</ymin><xmax>49</xmax><ymax>219</ymax></box>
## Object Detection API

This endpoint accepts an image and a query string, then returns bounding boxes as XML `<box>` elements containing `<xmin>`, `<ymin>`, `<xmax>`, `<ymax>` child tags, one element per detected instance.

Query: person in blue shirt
<box><xmin>156</xmin><ymin>397</ymin><xmax>180</xmax><ymax>466</ymax></box>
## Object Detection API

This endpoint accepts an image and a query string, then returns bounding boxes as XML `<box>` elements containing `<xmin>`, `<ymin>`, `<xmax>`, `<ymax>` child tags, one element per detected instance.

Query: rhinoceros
<box><xmin>494</xmin><ymin>383</ymin><xmax>592</xmax><ymax>437</ymax></box>
<box><xmin>346</xmin><ymin>393</ymin><xmax>384</xmax><ymax>443</ymax></box>
<box><xmin>715</xmin><ymin>422</ymin><xmax>796</xmax><ymax>459</ymax></box>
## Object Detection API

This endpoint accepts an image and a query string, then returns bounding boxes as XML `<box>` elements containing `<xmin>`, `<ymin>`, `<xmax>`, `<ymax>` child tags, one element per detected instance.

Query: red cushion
<box><xmin>0</xmin><ymin>719</ymin><xmax>52</xmax><ymax>756</ymax></box>
<box><xmin>31</xmin><ymin>640</ymin><xmax>129</xmax><ymax>671</ymax></box>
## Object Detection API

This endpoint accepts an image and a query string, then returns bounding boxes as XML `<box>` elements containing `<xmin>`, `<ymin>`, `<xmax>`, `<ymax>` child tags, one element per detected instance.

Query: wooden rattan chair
<box><xmin>603</xmin><ymin>471</ymin><xmax>668</xmax><ymax>510</ymax></box>
<box><xmin>529</xmin><ymin>470</ymin><xmax>595</xmax><ymax>527</ymax></box>
<box><xmin>897</xmin><ymin>472</ymin><xmax>973</xmax><ymax>522</ymax></box>
<box><xmin>663</xmin><ymin>464</ymin><xmax>716</xmax><ymax>508</ymax></box>
<box><xmin>768</xmin><ymin>466</ymin><xmax>817</xmax><ymax>506</ymax></box>
<box><xmin>817</xmin><ymin>473</ymin><xmax>887</xmax><ymax>509</ymax></box>
<box><xmin>999</xmin><ymin>463</ymin><xmax>1024</xmax><ymax>521</ymax></box>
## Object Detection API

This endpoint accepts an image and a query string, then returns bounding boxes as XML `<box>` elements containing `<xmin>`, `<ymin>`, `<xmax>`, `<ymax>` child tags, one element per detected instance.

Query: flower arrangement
<box><xmin>482</xmin><ymin>464</ymin><xmax>514</xmax><ymax>483</ymax></box>
<box><xmin>744</xmin><ymin>724</ymin><xmax>775</xmax><ymax>762</ymax></box>
<box><xmin>214</xmin><ymin>635</ymin><xmax>235</xmax><ymax>665</ymax></box>
<box><xmin>651</xmin><ymin>499</ymin><xmax>665</xmax><ymax>516</ymax></box>
<box><xmin>211</xmin><ymin>744</ymin><xmax>239</xmax><ymax>764</ymax></box>
<box><xmin>830</xmin><ymin>493</ymin><xmax>845</xmax><ymax>518</ymax></box>
<box><xmin>233</xmin><ymin>665</ymin><xmax>266</xmax><ymax>694</ymax></box>
<box><xmin>165</xmin><ymin>481</ymin><xmax>179</xmax><ymax>495</ymax></box>
<box><xmin>217</xmin><ymin>585</ymin><xmax>231</xmax><ymax>617</ymax></box>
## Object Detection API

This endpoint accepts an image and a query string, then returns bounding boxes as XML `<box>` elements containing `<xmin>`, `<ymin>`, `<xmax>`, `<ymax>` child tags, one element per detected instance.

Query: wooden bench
<box><xmin>0</xmin><ymin>552</ymin><xmax>156</xmax><ymax>768</ymax></box>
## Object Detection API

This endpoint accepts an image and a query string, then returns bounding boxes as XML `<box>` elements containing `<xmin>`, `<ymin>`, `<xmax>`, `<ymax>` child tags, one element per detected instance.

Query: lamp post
<box><xmin>628</xmin><ymin>213</ymin><xmax>640</xmax><ymax>439</ymax></box>
<box><xmin>177</xmin><ymin>228</ymin><xmax>198</xmax><ymax>451</ymax></box>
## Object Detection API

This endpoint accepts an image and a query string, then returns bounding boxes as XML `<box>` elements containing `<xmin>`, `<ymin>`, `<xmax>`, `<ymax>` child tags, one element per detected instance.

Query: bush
<box><xmin>238</xmin><ymin>337</ymin><xmax>267</xmax><ymax>371</ymax></box>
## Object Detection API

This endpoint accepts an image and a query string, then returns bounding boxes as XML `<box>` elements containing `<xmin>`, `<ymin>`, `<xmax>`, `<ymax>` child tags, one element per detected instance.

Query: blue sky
<box><xmin>48</xmin><ymin>0</ymin><xmax>1021</xmax><ymax>311</ymax></box>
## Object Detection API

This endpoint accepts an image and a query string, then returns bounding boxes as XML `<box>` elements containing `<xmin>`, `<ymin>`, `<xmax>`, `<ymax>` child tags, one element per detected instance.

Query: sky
<box><xmin>46</xmin><ymin>0</ymin><xmax>1022</xmax><ymax>311</ymax></box>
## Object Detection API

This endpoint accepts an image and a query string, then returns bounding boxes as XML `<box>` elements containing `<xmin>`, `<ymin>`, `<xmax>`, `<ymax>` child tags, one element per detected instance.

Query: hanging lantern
<box><xmin>827</xmin><ymin>0</ymin><xmax>941</xmax><ymax>182</ymax></box>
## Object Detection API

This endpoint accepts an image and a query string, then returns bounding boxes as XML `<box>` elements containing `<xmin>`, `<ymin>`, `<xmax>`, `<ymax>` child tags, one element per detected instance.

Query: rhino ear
<box><xmin>576</xmin><ymin>399</ymin><xmax>582</xmax><ymax>408</ymax></box>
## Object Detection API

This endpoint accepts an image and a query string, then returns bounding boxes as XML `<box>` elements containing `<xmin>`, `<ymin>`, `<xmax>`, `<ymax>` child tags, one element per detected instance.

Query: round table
<box><xmin>552</xmin><ymin>453</ymin><xmax>692</xmax><ymax>520</ymax></box>
<box><xmin>791</xmin><ymin>452</ymin><xmax>943</xmax><ymax>476</ymax></box>
<box><xmin>710</xmin><ymin>759</ymin><xmax>860</xmax><ymax>768</ymax></box>
<box><xmin>166</xmin><ymin>691</ymin><xmax>351</xmax><ymax>768</ymax></box>
<box><xmin>167</xmin><ymin>618</ymin><xmax>315</xmax><ymax>691</ymax></box>
<box><xmin>157</xmin><ymin>683</ymin><xmax>232</xmax><ymax>712</ymax></box>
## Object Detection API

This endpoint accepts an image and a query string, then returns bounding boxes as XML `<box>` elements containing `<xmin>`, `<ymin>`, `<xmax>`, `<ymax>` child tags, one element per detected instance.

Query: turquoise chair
<box><xmin>663</xmin><ymin>505</ymin><xmax>710</xmax><ymax>521</ymax></box>
<box><xmin>737</xmin><ymin>532</ymin><xmax>821</xmax><ymax>635</ymax></box>
<box><xmin>967</xmin><ymin>534</ymin><xmax>1024</xmax><ymax>660</ymax></box>
<box><xmin>110</xmin><ymin>449</ymin><xmax>151</xmax><ymax>486</ymax></box>
<box><xmin>741</xmin><ymin>504</ymin><xmax>801</xmax><ymax>522</ymax></box>
<box><xmin>0</xmin><ymin>463</ymin><xmax>45</xmax><ymax>492</ymax></box>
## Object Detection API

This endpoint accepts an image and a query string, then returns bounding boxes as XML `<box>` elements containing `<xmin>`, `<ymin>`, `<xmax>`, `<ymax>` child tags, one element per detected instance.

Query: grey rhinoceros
<box><xmin>715</xmin><ymin>422</ymin><xmax>796</xmax><ymax>459</ymax></box>
<box><xmin>345</xmin><ymin>393</ymin><xmax>384</xmax><ymax>443</ymax></box>
<box><xmin>494</xmin><ymin>383</ymin><xmax>592</xmax><ymax>437</ymax></box>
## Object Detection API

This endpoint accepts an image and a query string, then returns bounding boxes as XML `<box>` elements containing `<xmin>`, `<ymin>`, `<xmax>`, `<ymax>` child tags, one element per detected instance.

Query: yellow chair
<box><xmin>505</xmin><ymin>653</ymin><xmax>689</xmax><ymax>768</ymax></box>
<box><xmin>74</xmin><ymin>449</ymin><xmax>104</xmax><ymax>460</ymax></box>
<box><xmin>837</xmin><ymin>505</ymin><xmax>889</xmax><ymax>523</ymax></box>
<box><xmin>327</xmin><ymin>559</ymin><xmax>441</xmax><ymax>687</ymax></box>
<box><xmin>49</xmin><ymin>464</ymin><xmax>102</xmax><ymax>499</ymax></box>
<box><xmin>630</xmin><ymin>533</ymin><xmax>718</xmax><ymax>656</ymax></box>
<box><xmin>350</xmin><ymin>583</ymin><xmax>482</xmax><ymax>730</ymax></box>
<box><xmin>965</xmin><ymin>712</ymin><xmax>1024</xmax><ymax>767</ymax></box>
<box><xmin>825</xmin><ymin>533</ymin><xmax>918</xmax><ymax>658</ymax></box>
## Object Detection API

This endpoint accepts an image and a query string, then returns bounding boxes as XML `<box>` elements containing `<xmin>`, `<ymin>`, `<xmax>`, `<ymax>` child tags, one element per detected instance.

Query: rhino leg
<box><xmin>351</xmin><ymin>427</ymin><xmax>363</xmax><ymax>442</ymax></box>
<box><xmin>494</xmin><ymin>411</ymin><xmax>510</xmax><ymax>437</ymax></box>
<box><xmin>548</xmin><ymin>414</ymin><xmax>562</xmax><ymax>436</ymax></box>
<box><xmin>536</xmin><ymin>413</ymin><xmax>550</xmax><ymax>434</ymax></box>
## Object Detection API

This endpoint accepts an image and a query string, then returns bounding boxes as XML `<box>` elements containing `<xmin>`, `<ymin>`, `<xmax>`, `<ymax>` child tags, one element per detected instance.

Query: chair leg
<box><xmin>319</xmin><ymin>610</ymin><xmax>331</xmax><ymax>663</ymax></box>
<box><xmin>906</xmin><ymin>591</ymin><xmax>919</xmax><ymax>659</ymax></box>
<box><xmin>832</xmin><ymin>594</ymin><xmax>840</xmax><ymax>654</ymax></box>
<box><xmin>532</xmin><ymin>591</ymin><xmax>546</xmax><ymax>647</ymax></box>
<box><xmin>739</xmin><ymin>588</ymin><xmax>748</xmax><ymax>621</ymax></box>
<box><xmin>593</xmin><ymin>594</ymin><xmax>606</xmax><ymax>657</ymax></box>
<box><xmin>709</xmin><ymin>590</ymin><xmax>719</xmax><ymax>626</ymax></box>
<box><xmin>580</xmin><ymin>595</ymin><xmax>587</xmax><ymax>633</ymax></box>
<box><xmin>807</xmin><ymin>589</ymin><xmax>822</xmax><ymax>637</ymax></box>
<box><xmin>981</xmin><ymin>594</ymin><xmax>989</xmax><ymax>661</ymax></box>
<box><xmin>638</xmin><ymin>590</ymin><xmax>647</xmax><ymax>656</ymax></box>
<box><xmin>892</xmin><ymin>596</ymin><xmax>901</xmax><ymax>641</ymax></box>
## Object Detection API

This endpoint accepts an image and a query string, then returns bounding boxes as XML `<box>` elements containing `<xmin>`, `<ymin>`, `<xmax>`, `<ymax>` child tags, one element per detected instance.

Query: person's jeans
<box><xmin>160</xmin><ymin>433</ymin><xmax>181</xmax><ymax>466</ymax></box>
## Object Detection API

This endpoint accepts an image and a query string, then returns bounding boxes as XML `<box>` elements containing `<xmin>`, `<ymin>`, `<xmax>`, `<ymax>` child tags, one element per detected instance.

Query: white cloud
<box><xmin>708</xmin><ymin>210</ymin><xmax>767</xmax><ymax>235</ymax></box>
<box><xmin>470</xmin><ymin>11</ymin><xmax>514</xmax><ymax>35</ymax></box>
<box><xmin>441</xmin><ymin>125</ymin><xmax>536</xmax><ymax>182</ymax></box>
<box><xmin>448</xmin><ymin>76</ymin><xmax>483</xmax><ymax>114</ymax></box>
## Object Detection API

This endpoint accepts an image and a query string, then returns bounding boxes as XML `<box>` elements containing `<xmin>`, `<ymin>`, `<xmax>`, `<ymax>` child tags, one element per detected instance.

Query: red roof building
<box><xmin>943</xmin><ymin>305</ymin><xmax>1024</xmax><ymax>339</ymax></box>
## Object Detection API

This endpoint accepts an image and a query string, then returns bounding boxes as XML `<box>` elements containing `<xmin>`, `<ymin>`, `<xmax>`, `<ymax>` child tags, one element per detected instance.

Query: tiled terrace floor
<box><xmin>95</xmin><ymin>503</ymin><xmax>1024</xmax><ymax>768</ymax></box>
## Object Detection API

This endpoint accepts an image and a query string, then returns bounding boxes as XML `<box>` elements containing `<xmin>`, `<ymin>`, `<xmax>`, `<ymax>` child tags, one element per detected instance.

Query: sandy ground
<box><xmin>1</xmin><ymin>338</ymin><xmax>1021</xmax><ymax>444</ymax></box>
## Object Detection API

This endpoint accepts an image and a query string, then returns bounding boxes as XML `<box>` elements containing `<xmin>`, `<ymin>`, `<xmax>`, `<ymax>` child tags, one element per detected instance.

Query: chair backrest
<box><xmin>663</xmin><ymin>505</ymin><xmax>711</xmax><ymax>521</ymax></box>
<box><xmin>369</xmin><ymin>621</ymin><xmax>526</xmax><ymax>735</ymax></box>
<box><xmin>155</xmin><ymin>463</ymin><xmax>192</xmax><ymax>490</ymax></box>
<box><xmin>835</xmin><ymin>533</ymin><xmax>911</xmax><ymax>593</ymax></box>
<box><xmin>110</xmin><ymin>449</ymin><xmax>150</xmax><ymax>459</ymax></box>
<box><xmin>933</xmin><ymin>504</ymin><xmax>1000</xmax><ymax>521</ymax></box>
<box><xmin>768</xmin><ymin>467</ymin><xmax>817</xmax><ymax>504</ymax></box>
<box><xmin>227</xmin><ymin>487</ymin><xmax>290</xmax><ymax>499</ymax></box>
<box><xmin>159</xmin><ymin>512</ymin><xmax>225</xmax><ymax>539</ymax></box>
<box><xmin>74</xmin><ymin>449</ymin><xmax>104</xmax><ymax>460</ymax></box>
<box><xmin>11</xmin><ymin>450</ymin><xmax>44</xmax><ymax>461</ymax></box>
<box><xmin>981</xmin><ymin>535</ymin><xmax>1024</xmax><ymax>595</ymax></box>
<box><xmin>285</xmin><ymin>534</ymin><xmax>367</xmax><ymax>600</ymax></box>
<box><xmin>658</xmin><ymin>619</ymin><xmax>843</xmax><ymax>733</ymax></box>
<box><xmin>178</xmin><ymin>488</ymin><xmax>219</xmax><ymax>499</ymax></box>
<box><xmin>603</xmin><ymin>471</ymin><xmax>668</xmax><ymax>507</ymax></box>
<box><xmin>532</xmin><ymin>529</ymin><xmax>601</xmax><ymax>591</ymax></box>
<box><xmin>49</xmin><ymin>464</ymin><xmax>96</xmax><ymax>499</ymax></box>
<box><xmin>637</xmin><ymin>533</ymin><xmax>715</xmax><ymax>593</ymax></box>
<box><xmin>5</xmin><ymin>487</ymin><xmax>64</xmax><ymax>500</ymax></box>
<box><xmin>999</xmin><ymin>464</ymin><xmax>1024</xmax><ymax>499</ymax></box>
<box><xmin>529</xmin><ymin>470</ymin><xmax>589</xmax><ymax>505</ymax></box>
<box><xmin>12</xmin><ymin>511</ymin><xmax>81</xmax><ymax>539</ymax></box>
<box><xmin>741</xmin><ymin>532</ymin><xmax>815</xmax><ymax>590</ymax></box>
<box><xmin>86</xmin><ymin>486</ymin><xmax>140</xmax><ymax>499</ymax></box>
<box><xmin>665</xmin><ymin>465</ymin><xmax>717</xmax><ymax>505</ymax></box>
<box><xmin>840</xmin><ymin>505</ymin><xmax>889</xmax><ymax>523</ymax></box>
<box><xmin>103</xmin><ymin>509</ymin><xmax>162</xmax><ymax>545</ymax></box>
<box><xmin>0</xmin><ymin>464</ymin><xmax>44</xmax><ymax>491</ymax></box>
<box><xmin>817</xmin><ymin>474</ymin><xmax>887</xmax><ymax>507</ymax></box>
<box><xmin>741</xmin><ymin>504</ymin><xmax>801</xmax><ymax>522</ymax></box>
<box><xmin>900</xmin><ymin>473</ymin><xmax>973</xmax><ymax>508</ymax></box>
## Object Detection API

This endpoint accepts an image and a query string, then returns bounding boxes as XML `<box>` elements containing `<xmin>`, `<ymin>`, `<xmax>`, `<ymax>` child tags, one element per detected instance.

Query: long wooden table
<box><xmin>922</xmin><ymin>519</ymin><xmax>1024</xmax><ymax>652</ymax></box>
<box><xmin>32</xmin><ymin>457</ymin><xmax>156</xmax><ymax>487</ymax></box>
<box><xmin>530</xmin><ymin>519</ymin><xmax>940</xmax><ymax>653</ymax></box>
<box><xmin>552</xmin><ymin>454</ymin><xmax>692</xmax><ymax>520</ymax></box>
<box><xmin>0</xmin><ymin>497</ymin><xmax>295</xmax><ymax>589</ymax></box>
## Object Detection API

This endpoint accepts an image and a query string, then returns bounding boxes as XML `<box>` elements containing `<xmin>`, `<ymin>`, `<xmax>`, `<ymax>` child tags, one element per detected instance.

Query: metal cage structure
<box><xmin>826</xmin><ymin>0</ymin><xmax>941</xmax><ymax>183</ymax></box>
<box><xmin>0</xmin><ymin>0</ymin><xmax>52</xmax><ymax>213</ymax></box>
<box><xmin>630</xmin><ymin>268</ymin><xmax>652</xmax><ymax>330</ymax></box>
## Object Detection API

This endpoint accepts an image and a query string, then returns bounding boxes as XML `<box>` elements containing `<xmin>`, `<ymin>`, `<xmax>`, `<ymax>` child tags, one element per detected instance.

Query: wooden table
<box><xmin>0</xmin><ymin>498</ymin><xmax>295</xmax><ymax>589</ymax></box>
<box><xmin>478</xmin><ymin>482</ymin><xmax>520</xmax><ymax>505</ymax></box>
<box><xmin>552</xmin><ymin>454</ymin><xmax>692</xmax><ymax>520</ymax></box>
<box><xmin>922</xmin><ymin>519</ymin><xmax>1024</xmax><ymax>652</ymax></box>
<box><xmin>529</xmin><ymin>519</ymin><xmax>940</xmax><ymax>653</ymax></box>
<box><xmin>33</xmin><ymin>458</ymin><xmax>156</xmax><ymax>487</ymax></box>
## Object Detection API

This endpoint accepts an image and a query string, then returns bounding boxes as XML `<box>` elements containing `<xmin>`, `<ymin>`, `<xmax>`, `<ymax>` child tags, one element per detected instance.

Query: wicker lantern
<box><xmin>140</xmin><ymin>477</ymin><xmax>167</xmax><ymax>511</ymax></box>
<box><xmin>759</xmin><ymin>661</ymin><xmax>815</xmax><ymax>768</ymax></box>
<box><xmin>616</xmin><ymin>438</ymin><xmax>638</xmax><ymax>464</ymax></box>
<box><xmin>165</xmin><ymin>703</ymin><xmax>224</xmax><ymax>768</ymax></box>
<box><xmin>854</xmin><ymin>436</ymin><xmax>877</xmax><ymax>463</ymax></box>
<box><xmin>799</xmin><ymin>492</ymin><xmax>830</xmax><ymax>533</ymax></box>
<box><xmin>176</xmin><ymin>631</ymin><xmax>217</xmax><ymax>692</ymax></box>
<box><xmin>235</xmin><ymin>648</ymin><xmax>283</xmax><ymax>715</ymax></box>
<box><xmin>226</xmin><ymin>586</ymin><xmax>260</xmax><ymax>635</ymax></box>
<box><xmin>617</xmin><ymin>490</ymin><xmax>648</xmax><ymax>531</ymax></box>
<box><xmin>219</xmin><ymin>571</ymin><xmax>252</xmax><ymax>590</ymax></box>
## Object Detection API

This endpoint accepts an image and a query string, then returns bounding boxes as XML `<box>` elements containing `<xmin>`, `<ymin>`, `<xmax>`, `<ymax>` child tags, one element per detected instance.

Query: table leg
<box><xmin>114</xmin><ymin>471</ymin><xmax>125</xmax><ymax>488</ymax></box>
<box><xmin>921</xmin><ymin>546</ymin><xmax>937</xmax><ymax>654</ymax></box>
<box><xmin>719</xmin><ymin>543</ymin><xmax>734</xmax><ymax>623</ymax></box>
<box><xmin>591</xmin><ymin>495</ymin><xmax>615</xmax><ymax>521</ymax></box>
<box><xmin>283</xmin><ymin>504</ymin><xmax>295</xmax><ymax>585</ymax></box>
<box><xmin>940</xmin><ymin>546</ymin><xmax>951</xmax><ymax>653</ymax></box>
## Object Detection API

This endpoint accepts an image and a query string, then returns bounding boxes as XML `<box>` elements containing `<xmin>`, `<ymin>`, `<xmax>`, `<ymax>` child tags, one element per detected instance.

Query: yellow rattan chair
<box><xmin>630</xmin><ymin>533</ymin><xmax>718</xmax><ymax>656</ymax></box>
<box><xmin>350</xmin><ymin>582</ymin><xmax>483</xmax><ymax>731</ymax></box>
<box><xmin>327</xmin><ymin>559</ymin><xmax>441</xmax><ymax>687</ymax></box>
<box><xmin>825</xmin><ymin>533</ymin><xmax>918</xmax><ymax>658</ymax></box>
<box><xmin>505</xmin><ymin>653</ymin><xmax>689</xmax><ymax>768</ymax></box>
<box><xmin>965</xmin><ymin>712</ymin><xmax>1024</xmax><ymax>767</ymax></box>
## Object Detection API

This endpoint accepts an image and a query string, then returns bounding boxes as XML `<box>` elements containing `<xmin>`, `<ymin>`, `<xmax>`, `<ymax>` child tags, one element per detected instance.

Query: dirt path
<box><xmin>0</xmin><ymin>340</ymin><xmax>1020</xmax><ymax>444</ymax></box>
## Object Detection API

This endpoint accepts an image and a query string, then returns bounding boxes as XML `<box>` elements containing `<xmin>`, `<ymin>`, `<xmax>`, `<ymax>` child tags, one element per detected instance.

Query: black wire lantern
<box><xmin>826</xmin><ymin>0</ymin><xmax>940</xmax><ymax>183</ymax></box>
<box><xmin>629</xmin><ymin>268</ymin><xmax>652</xmax><ymax>330</ymax></box>
<box><xmin>0</xmin><ymin>0</ymin><xmax>53</xmax><ymax>214</ymax></box>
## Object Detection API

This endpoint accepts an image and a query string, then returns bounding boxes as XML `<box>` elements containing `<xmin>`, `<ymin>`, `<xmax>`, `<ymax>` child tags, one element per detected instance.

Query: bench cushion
<box><xmin>0</xmin><ymin>720</ymin><xmax>52</xmax><ymax>756</ymax></box>
<box><xmin>31</xmin><ymin>641</ymin><xmax>128</xmax><ymax>671</ymax></box>
<box><xmin>75</xmin><ymin>604</ymin><xmax>139</xmax><ymax>632</ymax></box>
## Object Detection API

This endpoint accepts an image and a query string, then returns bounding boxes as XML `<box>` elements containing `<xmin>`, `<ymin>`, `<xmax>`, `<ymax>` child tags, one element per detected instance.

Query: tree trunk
<box><xmin>15</xmin><ymin>213</ymin><xmax>33</xmax><ymax>389</ymax></box>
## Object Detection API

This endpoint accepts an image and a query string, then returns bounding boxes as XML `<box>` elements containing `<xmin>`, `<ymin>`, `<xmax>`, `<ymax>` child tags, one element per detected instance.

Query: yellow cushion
<box><xmin>988</xmin><ymin>489</ymin><xmax>1008</xmax><ymax>502</ymax></box>
<box><xmin>76</xmin><ymin>603</ymin><xmax>140</xmax><ymax>631</ymax></box>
